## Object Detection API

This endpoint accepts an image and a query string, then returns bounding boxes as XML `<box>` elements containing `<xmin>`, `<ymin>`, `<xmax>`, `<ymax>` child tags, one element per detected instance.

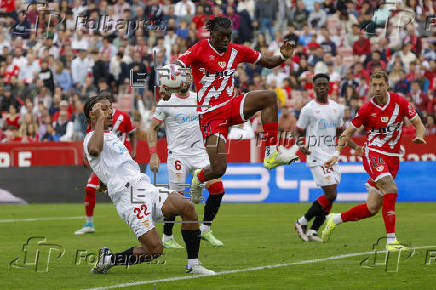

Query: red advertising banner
<box><xmin>0</xmin><ymin>135</ymin><xmax>435</xmax><ymax>167</ymax></box>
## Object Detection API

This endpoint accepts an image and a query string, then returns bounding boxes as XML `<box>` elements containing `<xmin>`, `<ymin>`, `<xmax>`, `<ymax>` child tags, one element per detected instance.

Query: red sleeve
<box><xmin>351</xmin><ymin>106</ymin><xmax>367</xmax><ymax>129</ymax></box>
<box><xmin>234</xmin><ymin>43</ymin><xmax>261</xmax><ymax>64</ymax></box>
<box><xmin>400</xmin><ymin>95</ymin><xmax>418</xmax><ymax>120</ymax></box>
<box><xmin>122</xmin><ymin>111</ymin><xmax>136</xmax><ymax>134</ymax></box>
<box><xmin>177</xmin><ymin>42</ymin><xmax>200</xmax><ymax>67</ymax></box>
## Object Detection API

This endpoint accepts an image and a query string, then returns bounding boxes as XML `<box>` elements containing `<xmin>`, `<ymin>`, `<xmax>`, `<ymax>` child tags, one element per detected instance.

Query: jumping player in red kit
<box><xmin>167</xmin><ymin>17</ymin><xmax>299</xmax><ymax>200</ymax></box>
<box><xmin>322</xmin><ymin>71</ymin><xmax>426</xmax><ymax>251</ymax></box>
<box><xmin>75</xmin><ymin>94</ymin><xmax>137</xmax><ymax>235</ymax></box>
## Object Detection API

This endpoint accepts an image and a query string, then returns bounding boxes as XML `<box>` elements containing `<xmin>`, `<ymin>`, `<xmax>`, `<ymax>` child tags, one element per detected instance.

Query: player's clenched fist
<box><xmin>412</xmin><ymin>137</ymin><xmax>426</xmax><ymax>144</ymax></box>
<box><xmin>280</xmin><ymin>41</ymin><xmax>296</xmax><ymax>60</ymax></box>
<box><xmin>150</xmin><ymin>153</ymin><xmax>160</xmax><ymax>173</ymax></box>
<box><xmin>160</xmin><ymin>87</ymin><xmax>172</xmax><ymax>101</ymax></box>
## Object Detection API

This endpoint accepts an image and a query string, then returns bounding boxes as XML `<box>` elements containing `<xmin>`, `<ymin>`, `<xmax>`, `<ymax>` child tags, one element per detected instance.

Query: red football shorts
<box><xmin>362</xmin><ymin>148</ymin><xmax>400</xmax><ymax>189</ymax></box>
<box><xmin>198</xmin><ymin>94</ymin><xmax>248</xmax><ymax>141</ymax></box>
<box><xmin>86</xmin><ymin>172</ymin><xmax>100</xmax><ymax>189</ymax></box>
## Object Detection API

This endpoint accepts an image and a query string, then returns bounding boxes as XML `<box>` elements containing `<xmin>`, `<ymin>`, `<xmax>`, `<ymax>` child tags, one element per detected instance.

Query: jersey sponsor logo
<box><xmin>199</xmin><ymin>68</ymin><xmax>236</xmax><ymax>78</ymax></box>
<box><xmin>218</xmin><ymin>61</ymin><xmax>226</xmax><ymax>68</ymax></box>
<box><xmin>318</xmin><ymin>119</ymin><xmax>338</xmax><ymax>129</ymax></box>
<box><xmin>175</xmin><ymin>113</ymin><xmax>199</xmax><ymax>124</ymax></box>
<box><xmin>369</xmin><ymin>122</ymin><xmax>401</xmax><ymax>134</ymax></box>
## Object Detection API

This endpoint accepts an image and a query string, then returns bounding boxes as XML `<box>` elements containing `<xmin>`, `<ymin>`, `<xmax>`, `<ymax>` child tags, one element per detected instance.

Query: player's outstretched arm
<box><xmin>87</xmin><ymin>104</ymin><xmax>105</xmax><ymax>156</ymax></box>
<box><xmin>336</xmin><ymin>127</ymin><xmax>363</xmax><ymax>156</ymax></box>
<box><xmin>147</xmin><ymin>118</ymin><xmax>162</xmax><ymax>172</ymax></box>
<box><xmin>325</xmin><ymin>125</ymin><xmax>358</xmax><ymax>168</ymax></box>
<box><xmin>411</xmin><ymin>116</ymin><xmax>427</xmax><ymax>144</ymax></box>
<box><xmin>256</xmin><ymin>41</ymin><xmax>295</xmax><ymax>69</ymax></box>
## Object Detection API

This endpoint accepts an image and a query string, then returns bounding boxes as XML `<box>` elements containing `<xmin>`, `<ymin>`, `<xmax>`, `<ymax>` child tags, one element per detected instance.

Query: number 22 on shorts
<box><xmin>134</xmin><ymin>204</ymin><xmax>150</xmax><ymax>219</ymax></box>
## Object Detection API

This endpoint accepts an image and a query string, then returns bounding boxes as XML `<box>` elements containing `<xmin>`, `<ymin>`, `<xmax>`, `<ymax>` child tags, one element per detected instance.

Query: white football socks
<box><xmin>265</xmin><ymin>145</ymin><xmax>277</xmax><ymax>158</ymax></box>
<box><xmin>387</xmin><ymin>233</ymin><xmax>397</xmax><ymax>244</ymax></box>
<box><xmin>86</xmin><ymin>216</ymin><xmax>93</xmax><ymax>224</ymax></box>
<box><xmin>200</xmin><ymin>224</ymin><xmax>211</xmax><ymax>233</ymax></box>
<box><xmin>162</xmin><ymin>234</ymin><xmax>174</xmax><ymax>242</ymax></box>
<box><xmin>332</xmin><ymin>214</ymin><xmax>343</xmax><ymax>225</ymax></box>
<box><xmin>188</xmin><ymin>258</ymin><xmax>199</xmax><ymax>267</ymax></box>
<box><xmin>298</xmin><ymin>216</ymin><xmax>308</xmax><ymax>226</ymax></box>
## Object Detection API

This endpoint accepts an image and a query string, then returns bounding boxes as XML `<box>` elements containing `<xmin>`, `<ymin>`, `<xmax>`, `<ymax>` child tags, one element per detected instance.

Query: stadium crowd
<box><xmin>1</xmin><ymin>0</ymin><xmax>436</xmax><ymax>144</ymax></box>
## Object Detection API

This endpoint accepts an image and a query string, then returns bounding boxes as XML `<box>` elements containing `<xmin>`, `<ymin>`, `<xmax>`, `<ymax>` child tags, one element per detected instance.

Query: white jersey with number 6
<box><xmin>153</xmin><ymin>91</ymin><xmax>210</xmax><ymax>191</ymax></box>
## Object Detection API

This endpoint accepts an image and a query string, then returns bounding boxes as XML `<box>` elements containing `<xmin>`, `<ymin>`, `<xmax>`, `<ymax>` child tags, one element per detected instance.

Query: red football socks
<box><xmin>262</xmin><ymin>122</ymin><xmax>278</xmax><ymax>146</ymax></box>
<box><xmin>84</xmin><ymin>186</ymin><xmax>96</xmax><ymax>217</ymax></box>
<box><xmin>317</xmin><ymin>195</ymin><xmax>332</xmax><ymax>213</ymax></box>
<box><xmin>382</xmin><ymin>193</ymin><xmax>398</xmax><ymax>234</ymax></box>
<box><xmin>197</xmin><ymin>169</ymin><xmax>206</xmax><ymax>183</ymax></box>
<box><xmin>341</xmin><ymin>203</ymin><xmax>373</xmax><ymax>222</ymax></box>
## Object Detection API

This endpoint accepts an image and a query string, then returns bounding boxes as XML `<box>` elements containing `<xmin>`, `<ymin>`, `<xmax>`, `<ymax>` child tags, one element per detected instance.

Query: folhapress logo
<box><xmin>10</xmin><ymin>236</ymin><xmax>65</xmax><ymax>272</ymax></box>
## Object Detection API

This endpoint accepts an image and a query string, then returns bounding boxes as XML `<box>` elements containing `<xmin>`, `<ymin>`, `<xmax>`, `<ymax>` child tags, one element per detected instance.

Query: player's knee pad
<box><xmin>207</xmin><ymin>180</ymin><xmax>225</xmax><ymax>195</ymax></box>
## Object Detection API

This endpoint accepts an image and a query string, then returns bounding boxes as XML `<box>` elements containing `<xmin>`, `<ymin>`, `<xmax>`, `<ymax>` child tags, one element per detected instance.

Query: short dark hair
<box><xmin>84</xmin><ymin>92</ymin><xmax>112</xmax><ymax>121</ymax></box>
<box><xmin>206</xmin><ymin>16</ymin><xmax>232</xmax><ymax>32</ymax></box>
<box><xmin>313</xmin><ymin>73</ymin><xmax>330</xmax><ymax>84</ymax></box>
<box><xmin>370</xmin><ymin>71</ymin><xmax>389</xmax><ymax>83</ymax></box>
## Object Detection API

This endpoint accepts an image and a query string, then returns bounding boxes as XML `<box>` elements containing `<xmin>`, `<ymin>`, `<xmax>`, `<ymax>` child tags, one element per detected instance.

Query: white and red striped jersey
<box><xmin>351</xmin><ymin>92</ymin><xmax>417</xmax><ymax>156</ymax></box>
<box><xmin>177</xmin><ymin>39</ymin><xmax>260</xmax><ymax>114</ymax></box>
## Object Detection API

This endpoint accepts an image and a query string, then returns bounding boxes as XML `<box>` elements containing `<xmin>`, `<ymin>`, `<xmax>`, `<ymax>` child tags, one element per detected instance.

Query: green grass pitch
<box><xmin>1</xmin><ymin>203</ymin><xmax>436</xmax><ymax>290</ymax></box>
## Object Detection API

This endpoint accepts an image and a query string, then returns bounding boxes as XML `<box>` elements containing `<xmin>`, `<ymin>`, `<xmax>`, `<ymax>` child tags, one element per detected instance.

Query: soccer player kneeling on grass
<box><xmin>83</xmin><ymin>94</ymin><xmax>215</xmax><ymax>275</ymax></box>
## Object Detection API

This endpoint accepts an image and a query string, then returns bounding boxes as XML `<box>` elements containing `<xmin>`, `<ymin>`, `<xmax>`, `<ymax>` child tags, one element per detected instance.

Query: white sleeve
<box><xmin>296</xmin><ymin>105</ymin><xmax>310</xmax><ymax>129</ymax></box>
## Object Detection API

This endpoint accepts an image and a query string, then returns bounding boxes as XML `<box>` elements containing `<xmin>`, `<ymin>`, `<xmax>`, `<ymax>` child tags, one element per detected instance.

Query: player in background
<box><xmin>75</xmin><ymin>94</ymin><xmax>137</xmax><ymax>235</ymax></box>
<box><xmin>293</xmin><ymin>73</ymin><xmax>362</xmax><ymax>242</ymax></box>
<box><xmin>148</xmin><ymin>80</ymin><xmax>225</xmax><ymax>248</ymax></box>
<box><xmin>322</xmin><ymin>71</ymin><xmax>426</xmax><ymax>251</ymax></box>
<box><xmin>169</xmin><ymin>17</ymin><xmax>299</xmax><ymax>201</ymax></box>
<box><xmin>84</xmin><ymin>94</ymin><xmax>215</xmax><ymax>275</ymax></box>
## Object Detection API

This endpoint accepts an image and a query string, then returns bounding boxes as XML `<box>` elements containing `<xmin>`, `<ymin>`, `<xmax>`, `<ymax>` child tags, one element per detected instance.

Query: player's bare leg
<box><xmin>242</xmin><ymin>90</ymin><xmax>299</xmax><ymax>169</ymax></box>
<box><xmin>296</xmin><ymin>185</ymin><xmax>337</xmax><ymax>242</ymax></box>
<box><xmin>162</xmin><ymin>192</ymin><xmax>215</xmax><ymax>275</ymax></box>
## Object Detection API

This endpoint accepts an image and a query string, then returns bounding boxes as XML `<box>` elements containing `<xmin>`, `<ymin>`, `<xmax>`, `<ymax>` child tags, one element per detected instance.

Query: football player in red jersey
<box><xmin>75</xmin><ymin>93</ymin><xmax>137</xmax><ymax>235</ymax></box>
<box><xmin>166</xmin><ymin>17</ymin><xmax>299</xmax><ymax>201</ymax></box>
<box><xmin>322</xmin><ymin>71</ymin><xmax>426</xmax><ymax>251</ymax></box>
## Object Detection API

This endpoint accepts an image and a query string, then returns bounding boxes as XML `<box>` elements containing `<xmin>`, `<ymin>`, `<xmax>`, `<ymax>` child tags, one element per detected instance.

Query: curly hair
<box><xmin>84</xmin><ymin>92</ymin><xmax>112</xmax><ymax>121</ymax></box>
<box><xmin>205</xmin><ymin>16</ymin><xmax>232</xmax><ymax>32</ymax></box>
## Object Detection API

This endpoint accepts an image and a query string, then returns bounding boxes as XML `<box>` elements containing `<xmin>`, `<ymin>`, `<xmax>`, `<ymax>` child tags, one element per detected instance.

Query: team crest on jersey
<box><xmin>218</xmin><ymin>61</ymin><xmax>226</xmax><ymax>68</ymax></box>
<box><xmin>380</xmin><ymin>117</ymin><xmax>388</xmax><ymax>123</ymax></box>
<box><xmin>376</xmin><ymin>165</ymin><xmax>384</xmax><ymax>172</ymax></box>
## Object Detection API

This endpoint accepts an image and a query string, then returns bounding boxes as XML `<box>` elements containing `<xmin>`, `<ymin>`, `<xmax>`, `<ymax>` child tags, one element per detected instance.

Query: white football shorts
<box><xmin>309</xmin><ymin>164</ymin><xmax>341</xmax><ymax>187</ymax></box>
<box><xmin>109</xmin><ymin>174</ymin><xmax>169</xmax><ymax>238</ymax></box>
<box><xmin>167</xmin><ymin>152</ymin><xmax>210</xmax><ymax>192</ymax></box>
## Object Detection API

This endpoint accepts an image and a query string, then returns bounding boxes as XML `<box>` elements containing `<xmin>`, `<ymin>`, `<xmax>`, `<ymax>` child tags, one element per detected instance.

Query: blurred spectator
<box><xmin>39</xmin><ymin>60</ymin><xmax>55</xmax><ymax>94</ymax></box>
<box><xmin>308</xmin><ymin>2</ymin><xmax>327</xmax><ymax>29</ymax></box>
<box><xmin>290</xmin><ymin>1</ymin><xmax>309</xmax><ymax>30</ymax></box>
<box><xmin>397</xmin><ymin>43</ymin><xmax>416</xmax><ymax>72</ymax></box>
<box><xmin>353</xmin><ymin>33</ymin><xmax>371</xmax><ymax>57</ymax></box>
<box><xmin>11</xmin><ymin>11</ymin><xmax>30</xmax><ymax>39</ymax></box>
<box><xmin>42</xmin><ymin>123</ymin><xmax>59</xmax><ymax>142</ymax></box>
<box><xmin>175</xmin><ymin>0</ymin><xmax>196</xmax><ymax>17</ymax></box>
<box><xmin>19</xmin><ymin>53</ymin><xmax>40</xmax><ymax>84</ymax></box>
<box><xmin>394</xmin><ymin>70</ymin><xmax>411</xmax><ymax>95</ymax></box>
<box><xmin>52</xmin><ymin>100</ymin><xmax>72</xmax><ymax>122</ymax></box>
<box><xmin>255</xmin><ymin>0</ymin><xmax>276</xmax><ymax>41</ymax></box>
<box><xmin>3</xmin><ymin>126</ymin><xmax>22</xmax><ymax>143</ymax></box>
<box><xmin>71</xmin><ymin>99</ymin><xmax>87</xmax><ymax>140</ymax></box>
<box><xmin>71</xmin><ymin>49</ymin><xmax>91</xmax><ymax>88</ymax></box>
<box><xmin>53</xmin><ymin>110</ymin><xmax>73</xmax><ymax>141</ymax></box>
<box><xmin>0</xmin><ymin>86</ymin><xmax>20</xmax><ymax>112</ymax></box>
<box><xmin>19</xmin><ymin>113</ymin><xmax>39</xmax><ymax>143</ymax></box>
<box><xmin>426</xmin><ymin>115</ymin><xmax>436</xmax><ymax>135</ymax></box>
<box><xmin>53</xmin><ymin>60</ymin><xmax>73</xmax><ymax>92</ymax></box>
<box><xmin>4</xmin><ymin>104</ymin><xmax>20</xmax><ymax>129</ymax></box>
<box><xmin>409</xmin><ymin>81</ymin><xmax>429</xmax><ymax>113</ymax></box>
